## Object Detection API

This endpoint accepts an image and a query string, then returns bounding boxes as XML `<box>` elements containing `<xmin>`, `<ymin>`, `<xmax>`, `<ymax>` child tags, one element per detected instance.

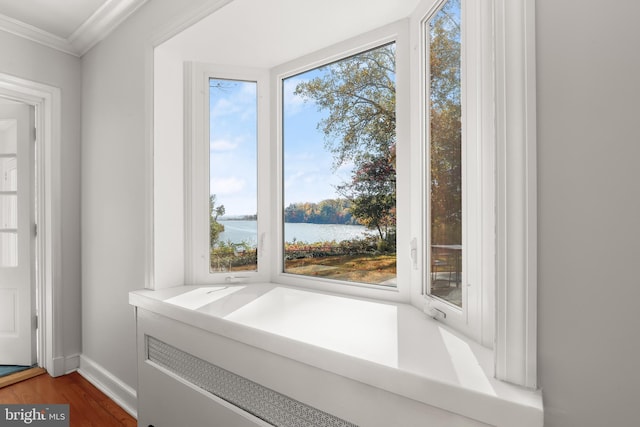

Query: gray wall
<box><xmin>537</xmin><ymin>0</ymin><xmax>640</xmax><ymax>425</ymax></box>
<box><xmin>0</xmin><ymin>30</ymin><xmax>82</xmax><ymax>368</ymax></box>
<box><xmin>79</xmin><ymin>0</ymin><xmax>640</xmax><ymax>425</ymax></box>
<box><xmin>80</xmin><ymin>0</ymin><xmax>214</xmax><ymax>393</ymax></box>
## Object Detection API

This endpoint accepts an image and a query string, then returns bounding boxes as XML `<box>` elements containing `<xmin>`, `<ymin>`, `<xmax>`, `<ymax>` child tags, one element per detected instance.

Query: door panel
<box><xmin>0</xmin><ymin>103</ymin><xmax>35</xmax><ymax>366</ymax></box>
<box><xmin>0</xmin><ymin>289</ymin><xmax>17</xmax><ymax>333</ymax></box>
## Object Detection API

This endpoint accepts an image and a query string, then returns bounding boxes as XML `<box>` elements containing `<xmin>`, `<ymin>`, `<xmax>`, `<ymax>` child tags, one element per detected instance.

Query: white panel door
<box><xmin>0</xmin><ymin>103</ymin><xmax>35</xmax><ymax>366</ymax></box>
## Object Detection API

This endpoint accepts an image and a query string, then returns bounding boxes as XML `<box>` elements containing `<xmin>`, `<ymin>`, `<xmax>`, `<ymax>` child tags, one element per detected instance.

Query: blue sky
<box><xmin>282</xmin><ymin>69</ymin><xmax>353</xmax><ymax>207</ymax></box>
<box><xmin>209</xmin><ymin>79</ymin><xmax>258</xmax><ymax>216</ymax></box>
<box><xmin>210</xmin><ymin>69</ymin><xmax>353</xmax><ymax>216</ymax></box>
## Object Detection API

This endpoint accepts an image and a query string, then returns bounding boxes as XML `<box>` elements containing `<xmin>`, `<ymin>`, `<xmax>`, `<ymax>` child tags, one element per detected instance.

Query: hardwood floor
<box><xmin>0</xmin><ymin>367</ymin><xmax>47</xmax><ymax>389</ymax></box>
<box><xmin>0</xmin><ymin>371</ymin><xmax>136</xmax><ymax>426</ymax></box>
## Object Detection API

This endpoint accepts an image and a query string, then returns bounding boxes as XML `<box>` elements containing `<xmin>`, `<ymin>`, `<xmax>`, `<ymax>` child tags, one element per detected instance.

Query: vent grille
<box><xmin>147</xmin><ymin>336</ymin><xmax>358</xmax><ymax>427</ymax></box>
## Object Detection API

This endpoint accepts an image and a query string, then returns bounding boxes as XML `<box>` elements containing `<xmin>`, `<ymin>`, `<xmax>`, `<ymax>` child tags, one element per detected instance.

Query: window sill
<box><xmin>129</xmin><ymin>283</ymin><xmax>542</xmax><ymax>426</ymax></box>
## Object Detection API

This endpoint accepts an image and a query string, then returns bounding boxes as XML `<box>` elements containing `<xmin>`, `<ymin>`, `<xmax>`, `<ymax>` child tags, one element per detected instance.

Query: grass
<box><xmin>213</xmin><ymin>253</ymin><xmax>397</xmax><ymax>286</ymax></box>
<box><xmin>285</xmin><ymin>253</ymin><xmax>396</xmax><ymax>285</ymax></box>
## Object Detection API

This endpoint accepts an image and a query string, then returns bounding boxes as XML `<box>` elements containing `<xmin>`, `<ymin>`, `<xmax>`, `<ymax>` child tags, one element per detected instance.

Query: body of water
<box><xmin>218</xmin><ymin>220</ymin><xmax>373</xmax><ymax>246</ymax></box>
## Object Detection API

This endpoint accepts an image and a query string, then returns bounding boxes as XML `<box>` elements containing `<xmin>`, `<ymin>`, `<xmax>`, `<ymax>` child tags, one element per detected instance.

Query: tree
<box><xmin>338</xmin><ymin>154</ymin><xmax>395</xmax><ymax>243</ymax></box>
<box><xmin>210</xmin><ymin>194</ymin><xmax>225</xmax><ymax>246</ymax></box>
<box><xmin>429</xmin><ymin>0</ymin><xmax>462</xmax><ymax>245</ymax></box>
<box><xmin>293</xmin><ymin>5</ymin><xmax>462</xmax><ymax>247</ymax></box>
<box><xmin>283</xmin><ymin>199</ymin><xmax>357</xmax><ymax>225</ymax></box>
<box><xmin>294</xmin><ymin>43</ymin><xmax>397</xmax><ymax>242</ymax></box>
<box><xmin>295</xmin><ymin>44</ymin><xmax>396</xmax><ymax>168</ymax></box>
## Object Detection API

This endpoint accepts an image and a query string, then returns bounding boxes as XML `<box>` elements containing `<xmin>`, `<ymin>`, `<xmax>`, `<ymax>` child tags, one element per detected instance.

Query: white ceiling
<box><xmin>0</xmin><ymin>0</ymin><xmax>148</xmax><ymax>56</ymax></box>
<box><xmin>0</xmin><ymin>0</ymin><xmax>421</xmax><ymax>59</ymax></box>
<box><xmin>0</xmin><ymin>0</ymin><xmax>107</xmax><ymax>39</ymax></box>
<box><xmin>161</xmin><ymin>0</ymin><xmax>421</xmax><ymax>68</ymax></box>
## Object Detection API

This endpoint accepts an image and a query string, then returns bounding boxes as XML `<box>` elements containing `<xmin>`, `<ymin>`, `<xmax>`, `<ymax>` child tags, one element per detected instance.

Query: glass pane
<box><xmin>0</xmin><ymin>231</ymin><xmax>17</xmax><ymax>267</ymax></box>
<box><xmin>283</xmin><ymin>43</ymin><xmax>397</xmax><ymax>287</ymax></box>
<box><xmin>0</xmin><ymin>157</ymin><xmax>17</xmax><ymax>191</ymax></box>
<box><xmin>428</xmin><ymin>0</ymin><xmax>463</xmax><ymax>307</ymax></box>
<box><xmin>0</xmin><ymin>194</ymin><xmax>17</xmax><ymax>229</ymax></box>
<box><xmin>0</xmin><ymin>119</ymin><xmax>17</xmax><ymax>154</ymax></box>
<box><xmin>209</xmin><ymin>78</ymin><xmax>258</xmax><ymax>273</ymax></box>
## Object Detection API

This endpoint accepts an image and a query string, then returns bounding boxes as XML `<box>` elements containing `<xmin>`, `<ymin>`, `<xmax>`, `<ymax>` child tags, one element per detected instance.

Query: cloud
<box><xmin>210</xmin><ymin>81</ymin><xmax>257</xmax><ymax>120</ymax></box>
<box><xmin>283</xmin><ymin>76</ymin><xmax>312</xmax><ymax>115</ymax></box>
<box><xmin>211</xmin><ymin>98</ymin><xmax>241</xmax><ymax>118</ymax></box>
<box><xmin>284</xmin><ymin>171</ymin><xmax>306</xmax><ymax>190</ymax></box>
<box><xmin>210</xmin><ymin>138</ymin><xmax>238</xmax><ymax>152</ymax></box>
<box><xmin>211</xmin><ymin>177</ymin><xmax>245</xmax><ymax>195</ymax></box>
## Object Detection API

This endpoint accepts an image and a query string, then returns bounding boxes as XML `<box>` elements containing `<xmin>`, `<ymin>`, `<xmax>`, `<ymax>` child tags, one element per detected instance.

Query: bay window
<box><xmin>188</xmin><ymin>10</ymin><xmax>485</xmax><ymax>329</ymax></box>
<box><xmin>176</xmin><ymin>0</ymin><xmax>536</xmax><ymax>388</ymax></box>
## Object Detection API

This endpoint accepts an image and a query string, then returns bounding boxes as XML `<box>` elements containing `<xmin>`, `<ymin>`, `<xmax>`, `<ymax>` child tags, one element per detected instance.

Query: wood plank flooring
<box><xmin>0</xmin><ymin>371</ymin><xmax>136</xmax><ymax>426</ymax></box>
<box><xmin>0</xmin><ymin>367</ymin><xmax>46</xmax><ymax>389</ymax></box>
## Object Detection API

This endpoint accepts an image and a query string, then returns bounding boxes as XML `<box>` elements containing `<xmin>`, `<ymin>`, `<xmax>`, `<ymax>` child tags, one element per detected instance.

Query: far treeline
<box><xmin>284</xmin><ymin>199</ymin><xmax>361</xmax><ymax>225</ymax></box>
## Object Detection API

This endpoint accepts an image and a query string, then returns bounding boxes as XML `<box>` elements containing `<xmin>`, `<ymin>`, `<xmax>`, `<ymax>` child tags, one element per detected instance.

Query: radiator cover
<box><xmin>146</xmin><ymin>335</ymin><xmax>358</xmax><ymax>427</ymax></box>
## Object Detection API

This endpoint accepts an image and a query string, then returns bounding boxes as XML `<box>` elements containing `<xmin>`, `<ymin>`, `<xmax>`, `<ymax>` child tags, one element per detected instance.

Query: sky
<box><xmin>209</xmin><ymin>79</ymin><xmax>258</xmax><ymax>216</ymax></box>
<box><xmin>209</xmin><ymin>68</ymin><xmax>353</xmax><ymax>217</ymax></box>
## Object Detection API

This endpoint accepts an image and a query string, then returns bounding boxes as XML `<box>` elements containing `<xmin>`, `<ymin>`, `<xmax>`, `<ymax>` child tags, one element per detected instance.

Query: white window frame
<box><xmin>410</xmin><ymin>0</ymin><xmax>536</xmax><ymax>387</ymax></box>
<box><xmin>410</xmin><ymin>0</ymin><xmax>494</xmax><ymax>347</ymax></box>
<box><xmin>493</xmin><ymin>0</ymin><xmax>537</xmax><ymax>389</ymax></box>
<box><xmin>179</xmin><ymin>0</ymin><xmax>536</xmax><ymax>389</ymax></box>
<box><xmin>185</xmin><ymin>63</ymin><xmax>271</xmax><ymax>285</ymax></box>
<box><xmin>270</xmin><ymin>21</ymin><xmax>411</xmax><ymax>303</ymax></box>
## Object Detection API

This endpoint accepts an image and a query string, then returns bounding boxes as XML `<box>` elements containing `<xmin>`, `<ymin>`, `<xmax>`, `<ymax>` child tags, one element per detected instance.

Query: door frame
<box><xmin>0</xmin><ymin>73</ymin><xmax>61</xmax><ymax>377</ymax></box>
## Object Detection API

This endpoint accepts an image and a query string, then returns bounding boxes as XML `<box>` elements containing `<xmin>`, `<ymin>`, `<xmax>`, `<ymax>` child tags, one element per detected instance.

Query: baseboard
<box><xmin>77</xmin><ymin>355</ymin><xmax>138</xmax><ymax>419</ymax></box>
<box><xmin>50</xmin><ymin>353</ymin><xmax>80</xmax><ymax>377</ymax></box>
<box><xmin>65</xmin><ymin>353</ymin><xmax>81</xmax><ymax>374</ymax></box>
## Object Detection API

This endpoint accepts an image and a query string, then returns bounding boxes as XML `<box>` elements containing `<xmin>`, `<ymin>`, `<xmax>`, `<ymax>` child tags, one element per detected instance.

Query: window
<box><xmin>209</xmin><ymin>78</ymin><xmax>258</xmax><ymax>273</ymax></box>
<box><xmin>179</xmin><ymin>0</ymin><xmax>536</xmax><ymax>387</ymax></box>
<box><xmin>186</xmin><ymin>65</ymin><xmax>269</xmax><ymax>284</ymax></box>
<box><xmin>417</xmin><ymin>0</ymin><xmax>491</xmax><ymax>342</ymax></box>
<box><xmin>0</xmin><ymin>119</ymin><xmax>18</xmax><ymax>267</ymax></box>
<box><xmin>281</xmin><ymin>43</ymin><xmax>397</xmax><ymax>287</ymax></box>
<box><xmin>427</xmin><ymin>0</ymin><xmax>463</xmax><ymax>308</ymax></box>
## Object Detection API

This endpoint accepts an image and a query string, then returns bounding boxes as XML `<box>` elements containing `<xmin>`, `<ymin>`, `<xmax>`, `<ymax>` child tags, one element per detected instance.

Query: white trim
<box><xmin>0</xmin><ymin>73</ymin><xmax>62</xmax><ymax>379</ymax></box>
<box><xmin>79</xmin><ymin>355</ymin><xmax>138</xmax><ymax>419</ymax></box>
<box><xmin>183</xmin><ymin>62</ymin><xmax>195</xmax><ymax>286</ymax></box>
<box><xmin>51</xmin><ymin>353</ymin><xmax>80</xmax><ymax>375</ymax></box>
<box><xmin>144</xmin><ymin>44</ymin><xmax>154</xmax><ymax>289</ymax></box>
<box><xmin>494</xmin><ymin>0</ymin><xmax>537</xmax><ymax>389</ymax></box>
<box><xmin>0</xmin><ymin>14</ymin><xmax>75</xmax><ymax>56</ymax></box>
<box><xmin>146</xmin><ymin>0</ymin><xmax>235</xmax><ymax>290</ymax></box>
<box><xmin>270</xmin><ymin>20</ymin><xmax>411</xmax><ymax>303</ymax></box>
<box><xmin>148</xmin><ymin>0</ymin><xmax>233</xmax><ymax>48</ymax></box>
<box><xmin>0</xmin><ymin>0</ymin><xmax>148</xmax><ymax>57</ymax></box>
<box><xmin>186</xmin><ymin>63</ymin><xmax>270</xmax><ymax>285</ymax></box>
<box><xmin>64</xmin><ymin>353</ymin><xmax>81</xmax><ymax>374</ymax></box>
<box><xmin>69</xmin><ymin>0</ymin><xmax>149</xmax><ymax>56</ymax></box>
<box><xmin>412</xmin><ymin>0</ymin><xmax>495</xmax><ymax>345</ymax></box>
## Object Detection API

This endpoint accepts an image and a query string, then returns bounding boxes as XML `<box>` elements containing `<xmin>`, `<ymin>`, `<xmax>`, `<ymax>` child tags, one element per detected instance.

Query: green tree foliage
<box><xmin>429</xmin><ymin>0</ymin><xmax>462</xmax><ymax>245</ymax></box>
<box><xmin>284</xmin><ymin>199</ymin><xmax>357</xmax><ymax>225</ymax></box>
<box><xmin>209</xmin><ymin>194</ymin><xmax>225</xmax><ymax>246</ymax></box>
<box><xmin>340</xmin><ymin>155</ymin><xmax>396</xmax><ymax>243</ymax></box>
<box><xmin>293</xmin><ymin>3</ymin><xmax>462</xmax><ymax>248</ymax></box>
<box><xmin>295</xmin><ymin>44</ymin><xmax>396</xmax><ymax>168</ymax></box>
<box><xmin>294</xmin><ymin>44</ymin><xmax>397</xmax><ymax>242</ymax></box>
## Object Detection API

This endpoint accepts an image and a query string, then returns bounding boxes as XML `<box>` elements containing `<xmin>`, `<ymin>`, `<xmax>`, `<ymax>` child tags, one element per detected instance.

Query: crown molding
<box><xmin>0</xmin><ymin>13</ymin><xmax>76</xmax><ymax>56</ymax></box>
<box><xmin>0</xmin><ymin>0</ymin><xmax>149</xmax><ymax>57</ymax></box>
<box><xmin>69</xmin><ymin>0</ymin><xmax>149</xmax><ymax>56</ymax></box>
